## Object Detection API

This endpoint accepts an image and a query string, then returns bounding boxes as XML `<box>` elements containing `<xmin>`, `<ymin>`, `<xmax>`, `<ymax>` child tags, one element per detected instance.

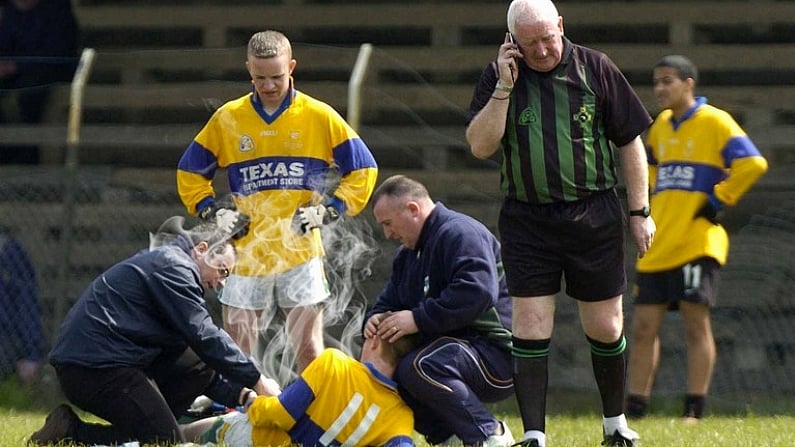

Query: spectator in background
<box><xmin>177</xmin><ymin>30</ymin><xmax>377</xmax><ymax>377</ymax></box>
<box><xmin>364</xmin><ymin>175</ymin><xmax>514</xmax><ymax>447</ymax></box>
<box><xmin>0</xmin><ymin>232</ymin><xmax>44</xmax><ymax>383</ymax></box>
<box><xmin>0</xmin><ymin>0</ymin><xmax>79</xmax><ymax>164</ymax></box>
<box><xmin>465</xmin><ymin>1</ymin><xmax>655</xmax><ymax>446</ymax></box>
<box><xmin>626</xmin><ymin>55</ymin><xmax>768</xmax><ymax>422</ymax></box>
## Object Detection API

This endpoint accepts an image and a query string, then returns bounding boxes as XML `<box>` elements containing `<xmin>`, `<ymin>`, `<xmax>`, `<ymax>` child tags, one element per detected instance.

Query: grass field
<box><xmin>8</xmin><ymin>408</ymin><xmax>795</xmax><ymax>447</ymax></box>
<box><xmin>5</xmin><ymin>379</ymin><xmax>795</xmax><ymax>446</ymax></box>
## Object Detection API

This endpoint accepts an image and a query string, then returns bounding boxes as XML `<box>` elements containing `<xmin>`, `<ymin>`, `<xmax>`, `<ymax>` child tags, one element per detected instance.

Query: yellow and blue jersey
<box><xmin>177</xmin><ymin>87</ymin><xmax>378</xmax><ymax>275</ymax></box>
<box><xmin>637</xmin><ymin>97</ymin><xmax>767</xmax><ymax>272</ymax></box>
<box><xmin>247</xmin><ymin>348</ymin><xmax>415</xmax><ymax>447</ymax></box>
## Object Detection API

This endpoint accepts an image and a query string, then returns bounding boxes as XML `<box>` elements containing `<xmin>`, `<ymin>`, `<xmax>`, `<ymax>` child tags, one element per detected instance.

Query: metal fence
<box><xmin>0</xmin><ymin>166</ymin><xmax>186</xmax><ymax>348</ymax></box>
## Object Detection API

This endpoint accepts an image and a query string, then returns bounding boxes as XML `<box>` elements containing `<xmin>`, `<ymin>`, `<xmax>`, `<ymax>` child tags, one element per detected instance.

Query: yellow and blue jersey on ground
<box><xmin>247</xmin><ymin>348</ymin><xmax>415</xmax><ymax>447</ymax></box>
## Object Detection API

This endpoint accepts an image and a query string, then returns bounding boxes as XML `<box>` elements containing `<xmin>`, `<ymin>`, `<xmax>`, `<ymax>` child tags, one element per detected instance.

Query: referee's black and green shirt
<box><xmin>466</xmin><ymin>38</ymin><xmax>652</xmax><ymax>204</ymax></box>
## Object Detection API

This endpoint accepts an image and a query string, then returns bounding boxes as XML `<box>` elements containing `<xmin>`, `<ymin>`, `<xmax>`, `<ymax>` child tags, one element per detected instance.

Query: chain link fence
<box><xmin>0</xmin><ymin>166</ymin><xmax>187</xmax><ymax>352</ymax></box>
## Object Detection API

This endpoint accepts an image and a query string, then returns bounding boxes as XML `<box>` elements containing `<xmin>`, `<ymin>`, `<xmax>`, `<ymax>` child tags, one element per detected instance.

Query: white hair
<box><xmin>507</xmin><ymin>0</ymin><xmax>560</xmax><ymax>34</ymax></box>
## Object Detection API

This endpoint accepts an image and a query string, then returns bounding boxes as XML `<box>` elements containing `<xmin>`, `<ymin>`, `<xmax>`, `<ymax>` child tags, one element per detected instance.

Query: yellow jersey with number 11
<box><xmin>637</xmin><ymin>97</ymin><xmax>767</xmax><ymax>273</ymax></box>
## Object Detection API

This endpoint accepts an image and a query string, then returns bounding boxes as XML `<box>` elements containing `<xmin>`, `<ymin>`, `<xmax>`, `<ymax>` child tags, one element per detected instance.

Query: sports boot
<box><xmin>602</xmin><ymin>426</ymin><xmax>639</xmax><ymax>447</ymax></box>
<box><xmin>28</xmin><ymin>404</ymin><xmax>79</xmax><ymax>446</ymax></box>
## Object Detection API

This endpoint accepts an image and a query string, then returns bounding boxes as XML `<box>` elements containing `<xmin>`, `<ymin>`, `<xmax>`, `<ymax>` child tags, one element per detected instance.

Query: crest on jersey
<box><xmin>239</xmin><ymin>135</ymin><xmax>255</xmax><ymax>152</ymax></box>
<box><xmin>519</xmin><ymin>108</ymin><xmax>537</xmax><ymax>125</ymax></box>
<box><xmin>573</xmin><ymin>105</ymin><xmax>594</xmax><ymax>130</ymax></box>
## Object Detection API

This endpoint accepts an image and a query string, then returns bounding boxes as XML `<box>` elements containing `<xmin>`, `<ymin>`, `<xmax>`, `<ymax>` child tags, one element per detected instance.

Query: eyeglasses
<box><xmin>203</xmin><ymin>248</ymin><xmax>232</xmax><ymax>278</ymax></box>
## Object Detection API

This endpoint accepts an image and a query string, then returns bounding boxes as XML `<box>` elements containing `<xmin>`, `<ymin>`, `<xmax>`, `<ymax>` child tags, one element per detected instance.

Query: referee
<box><xmin>465</xmin><ymin>1</ymin><xmax>655</xmax><ymax>446</ymax></box>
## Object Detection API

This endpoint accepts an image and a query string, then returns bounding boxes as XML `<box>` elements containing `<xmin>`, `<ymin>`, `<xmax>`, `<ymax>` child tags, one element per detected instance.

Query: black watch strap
<box><xmin>629</xmin><ymin>206</ymin><xmax>650</xmax><ymax>218</ymax></box>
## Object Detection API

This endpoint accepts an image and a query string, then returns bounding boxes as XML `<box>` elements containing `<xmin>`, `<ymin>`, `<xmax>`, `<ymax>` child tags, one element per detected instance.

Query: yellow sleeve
<box><xmin>335</xmin><ymin>167</ymin><xmax>378</xmax><ymax>216</ymax></box>
<box><xmin>714</xmin><ymin>155</ymin><xmax>768</xmax><ymax>206</ymax></box>
<box><xmin>176</xmin><ymin>169</ymin><xmax>215</xmax><ymax>215</ymax></box>
<box><xmin>248</xmin><ymin>349</ymin><xmax>338</xmax><ymax>431</ymax></box>
<box><xmin>176</xmin><ymin>130</ymin><xmax>220</xmax><ymax>216</ymax></box>
<box><xmin>247</xmin><ymin>395</ymin><xmax>296</xmax><ymax>431</ymax></box>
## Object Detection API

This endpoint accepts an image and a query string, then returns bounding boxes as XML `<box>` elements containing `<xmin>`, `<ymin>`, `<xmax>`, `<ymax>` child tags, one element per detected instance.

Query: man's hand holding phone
<box><xmin>499</xmin><ymin>32</ymin><xmax>520</xmax><ymax>85</ymax></box>
<box><xmin>492</xmin><ymin>32</ymin><xmax>519</xmax><ymax>101</ymax></box>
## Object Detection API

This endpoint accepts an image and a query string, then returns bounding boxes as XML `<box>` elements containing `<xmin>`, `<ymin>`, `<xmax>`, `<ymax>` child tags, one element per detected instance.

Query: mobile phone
<box><xmin>507</xmin><ymin>33</ymin><xmax>517</xmax><ymax>82</ymax></box>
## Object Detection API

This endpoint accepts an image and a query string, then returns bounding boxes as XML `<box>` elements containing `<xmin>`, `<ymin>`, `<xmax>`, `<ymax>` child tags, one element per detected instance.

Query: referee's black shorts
<box><xmin>498</xmin><ymin>189</ymin><xmax>626</xmax><ymax>302</ymax></box>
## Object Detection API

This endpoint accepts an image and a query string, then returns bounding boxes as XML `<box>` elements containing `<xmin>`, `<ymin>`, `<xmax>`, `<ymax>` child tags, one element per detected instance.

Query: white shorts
<box><xmin>199</xmin><ymin>411</ymin><xmax>252</xmax><ymax>446</ymax></box>
<box><xmin>219</xmin><ymin>257</ymin><xmax>330</xmax><ymax>310</ymax></box>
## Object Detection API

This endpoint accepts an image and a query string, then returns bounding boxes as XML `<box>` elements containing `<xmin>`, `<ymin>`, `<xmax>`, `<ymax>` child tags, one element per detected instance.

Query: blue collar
<box><xmin>250</xmin><ymin>85</ymin><xmax>294</xmax><ymax>124</ymax></box>
<box><xmin>364</xmin><ymin>362</ymin><xmax>398</xmax><ymax>390</ymax></box>
<box><xmin>669</xmin><ymin>96</ymin><xmax>707</xmax><ymax>130</ymax></box>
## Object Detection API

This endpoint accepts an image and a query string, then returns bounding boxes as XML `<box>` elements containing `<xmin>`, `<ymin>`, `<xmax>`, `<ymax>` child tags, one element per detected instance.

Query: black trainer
<box><xmin>602</xmin><ymin>428</ymin><xmax>639</xmax><ymax>447</ymax></box>
<box><xmin>28</xmin><ymin>404</ymin><xmax>79</xmax><ymax>446</ymax></box>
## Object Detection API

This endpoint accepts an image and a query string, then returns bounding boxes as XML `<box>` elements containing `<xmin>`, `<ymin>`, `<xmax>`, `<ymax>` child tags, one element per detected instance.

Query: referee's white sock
<box><xmin>522</xmin><ymin>430</ymin><xmax>545</xmax><ymax>447</ymax></box>
<box><xmin>603</xmin><ymin>414</ymin><xmax>628</xmax><ymax>435</ymax></box>
<box><xmin>603</xmin><ymin>414</ymin><xmax>639</xmax><ymax>439</ymax></box>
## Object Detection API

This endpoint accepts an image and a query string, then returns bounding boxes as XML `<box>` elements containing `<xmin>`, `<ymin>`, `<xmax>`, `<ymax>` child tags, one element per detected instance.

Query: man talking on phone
<box><xmin>465</xmin><ymin>1</ymin><xmax>655</xmax><ymax>446</ymax></box>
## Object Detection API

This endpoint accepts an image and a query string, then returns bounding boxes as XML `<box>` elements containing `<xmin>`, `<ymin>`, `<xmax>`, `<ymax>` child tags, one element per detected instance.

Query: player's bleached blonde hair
<box><xmin>247</xmin><ymin>30</ymin><xmax>292</xmax><ymax>59</ymax></box>
<box><xmin>507</xmin><ymin>0</ymin><xmax>560</xmax><ymax>34</ymax></box>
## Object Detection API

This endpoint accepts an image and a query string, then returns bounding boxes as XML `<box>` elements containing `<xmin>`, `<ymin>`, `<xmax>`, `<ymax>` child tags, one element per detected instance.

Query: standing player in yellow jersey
<box><xmin>626</xmin><ymin>55</ymin><xmax>768</xmax><ymax>422</ymax></box>
<box><xmin>177</xmin><ymin>30</ymin><xmax>378</xmax><ymax>376</ymax></box>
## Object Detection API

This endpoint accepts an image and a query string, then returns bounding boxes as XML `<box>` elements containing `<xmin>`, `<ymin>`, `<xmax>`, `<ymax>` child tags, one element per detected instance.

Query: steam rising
<box><xmin>149</xmin><ymin>215</ymin><xmax>234</xmax><ymax>271</ymax></box>
<box><xmin>151</xmin><ymin>195</ymin><xmax>380</xmax><ymax>386</ymax></box>
<box><xmin>250</xmin><ymin>211</ymin><xmax>380</xmax><ymax>385</ymax></box>
<box><xmin>149</xmin><ymin>215</ymin><xmax>189</xmax><ymax>250</ymax></box>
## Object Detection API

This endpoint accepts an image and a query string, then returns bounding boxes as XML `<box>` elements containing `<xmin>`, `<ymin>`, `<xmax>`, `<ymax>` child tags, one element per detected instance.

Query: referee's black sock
<box><xmin>512</xmin><ymin>336</ymin><xmax>551</xmax><ymax>433</ymax></box>
<box><xmin>588</xmin><ymin>334</ymin><xmax>627</xmax><ymax>418</ymax></box>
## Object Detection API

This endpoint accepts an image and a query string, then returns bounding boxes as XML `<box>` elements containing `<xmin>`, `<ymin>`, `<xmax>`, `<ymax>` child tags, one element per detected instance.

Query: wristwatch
<box><xmin>629</xmin><ymin>206</ymin><xmax>651</xmax><ymax>218</ymax></box>
<box><xmin>495</xmin><ymin>80</ymin><xmax>513</xmax><ymax>92</ymax></box>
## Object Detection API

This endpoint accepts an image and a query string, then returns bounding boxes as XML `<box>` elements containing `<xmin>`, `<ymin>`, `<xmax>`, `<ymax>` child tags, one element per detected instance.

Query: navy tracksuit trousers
<box><xmin>396</xmin><ymin>336</ymin><xmax>514</xmax><ymax>444</ymax></box>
